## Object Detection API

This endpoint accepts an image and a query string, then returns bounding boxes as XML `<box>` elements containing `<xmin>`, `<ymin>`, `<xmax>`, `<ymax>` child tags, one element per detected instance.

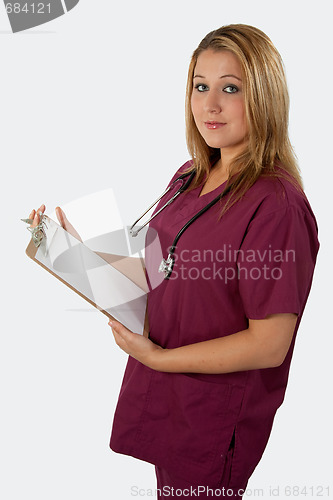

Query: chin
<box><xmin>203</xmin><ymin>136</ymin><xmax>248</xmax><ymax>151</ymax></box>
<box><xmin>204</xmin><ymin>139</ymin><xmax>226</xmax><ymax>149</ymax></box>
<box><xmin>206</xmin><ymin>141</ymin><xmax>224</xmax><ymax>149</ymax></box>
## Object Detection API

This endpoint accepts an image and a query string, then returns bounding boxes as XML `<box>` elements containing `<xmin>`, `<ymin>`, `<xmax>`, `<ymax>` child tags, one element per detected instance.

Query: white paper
<box><xmin>35</xmin><ymin>216</ymin><xmax>147</xmax><ymax>334</ymax></box>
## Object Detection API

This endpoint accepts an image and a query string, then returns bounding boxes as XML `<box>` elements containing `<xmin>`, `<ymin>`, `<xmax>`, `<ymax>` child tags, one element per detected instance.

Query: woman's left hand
<box><xmin>109</xmin><ymin>319</ymin><xmax>165</xmax><ymax>370</ymax></box>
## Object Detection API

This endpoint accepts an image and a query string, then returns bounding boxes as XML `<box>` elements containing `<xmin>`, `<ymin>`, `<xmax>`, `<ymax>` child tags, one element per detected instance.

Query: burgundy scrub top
<box><xmin>110</xmin><ymin>160</ymin><xmax>319</xmax><ymax>490</ymax></box>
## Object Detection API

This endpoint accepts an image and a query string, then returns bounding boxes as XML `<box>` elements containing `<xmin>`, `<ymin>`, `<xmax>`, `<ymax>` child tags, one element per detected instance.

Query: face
<box><xmin>191</xmin><ymin>49</ymin><xmax>248</xmax><ymax>157</ymax></box>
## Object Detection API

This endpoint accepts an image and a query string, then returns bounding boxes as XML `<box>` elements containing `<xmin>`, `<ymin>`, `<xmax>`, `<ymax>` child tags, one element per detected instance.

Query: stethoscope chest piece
<box><xmin>158</xmin><ymin>253</ymin><xmax>175</xmax><ymax>280</ymax></box>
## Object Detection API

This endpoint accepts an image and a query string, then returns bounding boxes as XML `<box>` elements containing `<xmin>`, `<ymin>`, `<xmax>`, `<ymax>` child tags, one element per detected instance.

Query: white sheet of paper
<box><xmin>35</xmin><ymin>216</ymin><xmax>147</xmax><ymax>334</ymax></box>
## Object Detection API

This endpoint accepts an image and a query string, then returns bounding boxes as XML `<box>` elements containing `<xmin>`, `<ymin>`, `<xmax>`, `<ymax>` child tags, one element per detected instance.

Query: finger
<box><xmin>31</xmin><ymin>205</ymin><xmax>45</xmax><ymax>227</ymax></box>
<box><xmin>55</xmin><ymin>207</ymin><xmax>64</xmax><ymax>226</ymax></box>
<box><xmin>36</xmin><ymin>204</ymin><xmax>45</xmax><ymax>218</ymax></box>
<box><xmin>111</xmin><ymin>327</ymin><xmax>122</xmax><ymax>341</ymax></box>
<box><xmin>109</xmin><ymin>321</ymin><xmax>132</xmax><ymax>345</ymax></box>
<box><xmin>109</xmin><ymin>320</ymin><xmax>130</xmax><ymax>337</ymax></box>
<box><xmin>55</xmin><ymin>206</ymin><xmax>66</xmax><ymax>228</ymax></box>
<box><xmin>31</xmin><ymin>210</ymin><xmax>39</xmax><ymax>228</ymax></box>
<box><xmin>28</xmin><ymin>209</ymin><xmax>36</xmax><ymax>228</ymax></box>
<box><xmin>111</xmin><ymin>326</ymin><xmax>128</xmax><ymax>349</ymax></box>
<box><xmin>109</xmin><ymin>320</ymin><xmax>122</xmax><ymax>336</ymax></box>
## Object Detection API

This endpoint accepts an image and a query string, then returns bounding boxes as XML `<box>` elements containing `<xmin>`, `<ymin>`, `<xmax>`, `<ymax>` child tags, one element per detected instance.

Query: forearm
<box><xmin>96</xmin><ymin>252</ymin><xmax>148</xmax><ymax>292</ymax></box>
<box><xmin>151</xmin><ymin>331</ymin><xmax>270</xmax><ymax>374</ymax></box>
<box><xmin>110</xmin><ymin>314</ymin><xmax>297</xmax><ymax>375</ymax></box>
<box><xmin>149</xmin><ymin>314</ymin><xmax>297</xmax><ymax>374</ymax></box>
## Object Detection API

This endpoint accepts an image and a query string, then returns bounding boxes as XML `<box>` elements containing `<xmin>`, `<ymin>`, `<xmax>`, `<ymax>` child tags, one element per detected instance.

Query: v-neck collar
<box><xmin>170</xmin><ymin>178</ymin><xmax>228</xmax><ymax>227</ymax></box>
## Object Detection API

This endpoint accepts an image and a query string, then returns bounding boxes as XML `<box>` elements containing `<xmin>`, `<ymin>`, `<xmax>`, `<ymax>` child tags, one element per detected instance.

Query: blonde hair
<box><xmin>185</xmin><ymin>24</ymin><xmax>303</xmax><ymax>211</ymax></box>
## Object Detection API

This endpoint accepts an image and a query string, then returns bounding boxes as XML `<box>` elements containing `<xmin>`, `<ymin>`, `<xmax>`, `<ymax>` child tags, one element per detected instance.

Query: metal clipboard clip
<box><xmin>21</xmin><ymin>212</ymin><xmax>48</xmax><ymax>248</ymax></box>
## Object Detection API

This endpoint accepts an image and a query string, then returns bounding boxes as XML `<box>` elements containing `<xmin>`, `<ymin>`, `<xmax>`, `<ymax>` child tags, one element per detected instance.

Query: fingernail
<box><xmin>109</xmin><ymin>321</ymin><xmax>114</xmax><ymax>327</ymax></box>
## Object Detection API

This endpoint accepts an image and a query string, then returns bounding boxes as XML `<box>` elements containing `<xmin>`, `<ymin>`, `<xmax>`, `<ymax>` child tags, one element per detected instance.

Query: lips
<box><xmin>204</xmin><ymin>121</ymin><xmax>226</xmax><ymax>130</ymax></box>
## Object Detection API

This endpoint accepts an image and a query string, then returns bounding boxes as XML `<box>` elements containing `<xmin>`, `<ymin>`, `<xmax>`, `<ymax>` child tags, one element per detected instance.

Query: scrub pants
<box><xmin>155</xmin><ymin>438</ymin><xmax>244</xmax><ymax>499</ymax></box>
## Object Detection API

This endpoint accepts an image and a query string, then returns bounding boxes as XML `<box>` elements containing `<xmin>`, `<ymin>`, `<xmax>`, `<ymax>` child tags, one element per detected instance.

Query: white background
<box><xmin>1</xmin><ymin>1</ymin><xmax>331</xmax><ymax>499</ymax></box>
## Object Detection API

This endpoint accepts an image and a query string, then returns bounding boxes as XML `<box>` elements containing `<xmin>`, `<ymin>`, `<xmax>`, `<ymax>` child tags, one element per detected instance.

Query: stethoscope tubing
<box><xmin>130</xmin><ymin>167</ymin><xmax>233</xmax><ymax>279</ymax></box>
<box><xmin>160</xmin><ymin>182</ymin><xmax>232</xmax><ymax>279</ymax></box>
<box><xmin>129</xmin><ymin>170</ymin><xmax>196</xmax><ymax>237</ymax></box>
<box><xmin>168</xmin><ymin>183</ymin><xmax>232</xmax><ymax>255</ymax></box>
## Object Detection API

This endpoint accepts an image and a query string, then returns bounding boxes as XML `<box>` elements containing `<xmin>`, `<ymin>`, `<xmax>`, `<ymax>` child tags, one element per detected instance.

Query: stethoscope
<box><xmin>129</xmin><ymin>169</ymin><xmax>232</xmax><ymax>279</ymax></box>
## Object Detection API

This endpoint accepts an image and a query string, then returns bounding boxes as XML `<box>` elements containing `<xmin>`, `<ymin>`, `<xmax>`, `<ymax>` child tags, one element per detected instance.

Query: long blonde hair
<box><xmin>185</xmin><ymin>24</ymin><xmax>303</xmax><ymax>212</ymax></box>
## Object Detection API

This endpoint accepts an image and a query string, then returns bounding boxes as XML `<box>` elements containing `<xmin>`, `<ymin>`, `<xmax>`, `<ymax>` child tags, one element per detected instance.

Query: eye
<box><xmin>194</xmin><ymin>83</ymin><xmax>209</xmax><ymax>92</ymax></box>
<box><xmin>223</xmin><ymin>85</ymin><xmax>239</xmax><ymax>94</ymax></box>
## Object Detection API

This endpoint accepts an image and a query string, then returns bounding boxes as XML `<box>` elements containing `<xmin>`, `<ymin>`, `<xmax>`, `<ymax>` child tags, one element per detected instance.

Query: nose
<box><xmin>203</xmin><ymin>90</ymin><xmax>222</xmax><ymax>114</ymax></box>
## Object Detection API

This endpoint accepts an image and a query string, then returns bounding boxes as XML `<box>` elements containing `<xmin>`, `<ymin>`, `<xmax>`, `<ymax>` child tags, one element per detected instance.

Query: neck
<box><xmin>218</xmin><ymin>143</ymin><xmax>247</xmax><ymax>174</ymax></box>
<box><xmin>212</xmin><ymin>157</ymin><xmax>229</xmax><ymax>178</ymax></box>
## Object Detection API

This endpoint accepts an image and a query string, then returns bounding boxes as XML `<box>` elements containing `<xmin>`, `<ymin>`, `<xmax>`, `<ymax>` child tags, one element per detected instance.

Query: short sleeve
<box><xmin>237</xmin><ymin>205</ymin><xmax>319</xmax><ymax>320</ymax></box>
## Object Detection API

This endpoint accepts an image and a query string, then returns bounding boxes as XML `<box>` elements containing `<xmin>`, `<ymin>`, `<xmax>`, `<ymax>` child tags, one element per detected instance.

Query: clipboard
<box><xmin>24</xmin><ymin>214</ymin><xmax>147</xmax><ymax>334</ymax></box>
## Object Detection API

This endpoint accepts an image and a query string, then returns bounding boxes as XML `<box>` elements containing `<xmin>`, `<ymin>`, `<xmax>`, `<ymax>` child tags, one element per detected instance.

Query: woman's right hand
<box><xmin>28</xmin><ymin>204</ymin><xmax>82</xmax><ymax>242</ymax></box>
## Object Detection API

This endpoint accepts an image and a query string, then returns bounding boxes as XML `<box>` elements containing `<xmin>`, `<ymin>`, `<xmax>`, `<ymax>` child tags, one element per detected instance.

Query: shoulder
<box><xmin>240</xmin><ymin>173</ymin><xmax>319</xmax><ymax>263</ymax></box>
<box><xmin>244</xmin><ymin>171</ymin><xmax>316</xmax><ymax>225</ymax></box>
<box><xmin>175</xmin><ymin>159</ymin><xmax>194</xmax><ymax>177</ymax></box>
<box><xmin>163</xmin><ymin>159</ymin><xmax>195</xmax><ymax>188</ymax></box>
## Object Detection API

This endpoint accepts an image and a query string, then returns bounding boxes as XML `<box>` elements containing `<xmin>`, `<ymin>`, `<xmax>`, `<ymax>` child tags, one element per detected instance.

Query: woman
<box><xmin>29</xmin><ymin>24</ymin><xmax>319</xmax><ymax>499</ymax></box>
<box><xmin>108</xmin><ymin>24</ymin><xmax>319</xmax><ymax>499</ymax></box>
